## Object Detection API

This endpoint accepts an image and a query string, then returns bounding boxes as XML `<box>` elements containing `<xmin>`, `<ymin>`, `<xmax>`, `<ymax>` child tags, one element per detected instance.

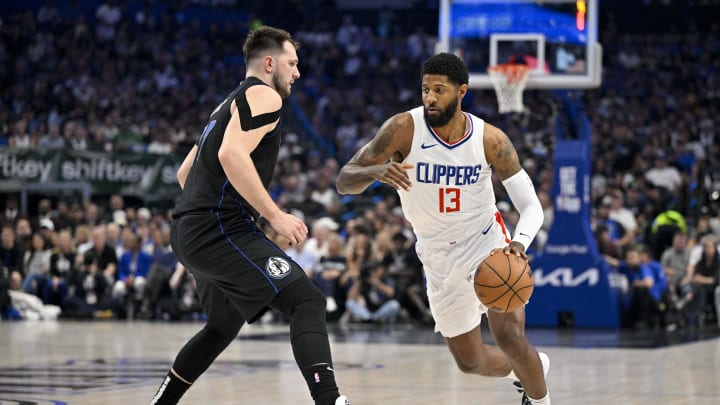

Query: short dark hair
<box><xmin>242</xmin><ymin>26</ymin><xmax>299</xmax><ymax>65</ymax></box>
<box><xmin>421</xmin><ymin>53</ymin><xmax>469</xmax><ymax>86</ymax></box>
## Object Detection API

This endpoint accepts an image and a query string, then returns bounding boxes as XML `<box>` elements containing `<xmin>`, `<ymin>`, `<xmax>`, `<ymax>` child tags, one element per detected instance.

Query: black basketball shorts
<box><xmin>171</xmin><ymin>213</ymin><xmax>306</xmax><ymax>323</ymax></box>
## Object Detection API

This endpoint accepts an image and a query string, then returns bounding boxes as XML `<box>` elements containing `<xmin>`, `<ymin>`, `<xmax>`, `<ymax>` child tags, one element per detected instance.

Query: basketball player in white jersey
<box><xmin>336</xmin><ymin>53</ymin><xmax>550</xmax><ymax>405</ymax></box>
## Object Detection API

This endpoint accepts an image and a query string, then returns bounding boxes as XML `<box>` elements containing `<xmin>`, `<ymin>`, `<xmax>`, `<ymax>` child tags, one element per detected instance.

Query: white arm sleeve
<box><xmin>501</xmin><ymin>169</ymin><xmax>544</xmax><ymax>250</ymax></box>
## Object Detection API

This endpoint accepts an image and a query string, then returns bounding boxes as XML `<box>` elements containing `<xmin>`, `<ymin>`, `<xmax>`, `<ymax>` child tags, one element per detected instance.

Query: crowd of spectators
<box><xmin>0</xmin><ymin>194</ymin><xmax>203</xmax><ymax>321</ymax></box>
<box><xmin>1</xmin><ymin>1</ymin><xmax>719</xmax><ymax>329</ymax></box>
<box><xmin>0</xmin><ymin>191</ymin><xmax>429</xmax><ymax>324</ymax></box>
<box><xmin>586</xmin><ymin>19</ymin><xmax>720</xmax><ymax>330</ymax></box>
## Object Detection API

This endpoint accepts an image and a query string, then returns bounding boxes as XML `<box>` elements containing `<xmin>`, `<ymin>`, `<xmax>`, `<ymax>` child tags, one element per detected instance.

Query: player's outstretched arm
<box><xmin>336</xmin><ymin>112</ymin><xmax>414</xmax><ymax>195</ymax></box>
<box><xmin>484</xmin><ymin>124</ymin><xmax>543</xmax><ymax>256</ymax></box>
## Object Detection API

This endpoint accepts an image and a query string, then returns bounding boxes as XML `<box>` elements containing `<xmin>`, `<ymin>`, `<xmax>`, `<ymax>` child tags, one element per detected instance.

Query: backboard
<box><xmin>438</xmin><ymin>0</ymin><xmax>601</xmax><ymax>89</ymax></box>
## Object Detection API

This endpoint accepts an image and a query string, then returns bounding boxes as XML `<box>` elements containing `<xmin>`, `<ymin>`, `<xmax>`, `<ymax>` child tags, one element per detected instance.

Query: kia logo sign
<box><xmin>534</xmin><ymin>267</ymin><xmax>599</xmax><ymax>287</ymax></box>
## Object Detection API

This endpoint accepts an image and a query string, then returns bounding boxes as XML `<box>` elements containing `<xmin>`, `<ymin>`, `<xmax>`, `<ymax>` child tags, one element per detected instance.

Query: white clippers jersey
<box><xmin>397</xmin><ymin>106</ymin><xmax>497</xmax><ymax>244</ymax></box>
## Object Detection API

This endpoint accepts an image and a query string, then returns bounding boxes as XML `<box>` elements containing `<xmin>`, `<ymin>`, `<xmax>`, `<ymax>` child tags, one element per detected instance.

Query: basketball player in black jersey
<box><xmin>150</xmin><ymin>26</ymin><xmax>349</xmax><ymax>405</ymax></box>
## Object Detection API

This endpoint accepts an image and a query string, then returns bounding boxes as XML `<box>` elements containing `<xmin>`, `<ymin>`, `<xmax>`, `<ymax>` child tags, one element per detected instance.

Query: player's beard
<box><xmin>424</xmin><ymin>97</ymin><xmax>458</xmax><ymax>127</ymax></box>
<box><xmin>273</xmin><ymin>71</ymin><xmax>291</xmax><ymax>99</ymax></box>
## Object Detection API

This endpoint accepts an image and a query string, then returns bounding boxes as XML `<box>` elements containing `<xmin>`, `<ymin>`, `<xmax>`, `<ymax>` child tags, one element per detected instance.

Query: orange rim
<box><xmin>488</xmin><ymin>64</ymin><xmax>529</xmax><ymax>84</ymax></box>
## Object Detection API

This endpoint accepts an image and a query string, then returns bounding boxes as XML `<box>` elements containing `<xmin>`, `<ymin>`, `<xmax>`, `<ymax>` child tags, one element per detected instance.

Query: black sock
<box><xmin>302</xmin><ymin>362</ymin><xmax>340</xmax><ymax>405</ymax></box>
<box><xmin>151</xmin><ymin>370</ymin><xmax>192</xmax><ymax>405</ymax></box>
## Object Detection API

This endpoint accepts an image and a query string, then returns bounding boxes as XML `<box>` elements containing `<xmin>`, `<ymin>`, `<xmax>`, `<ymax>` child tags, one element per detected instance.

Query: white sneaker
<box><xmin>335</xmin><ymin>395</ymin><xmax>350</xmax><ymax>404</ymax></box>
<box><xmin>539</xmin><ymin>352</ymin><xmax>550</xmax><ymax>378</ymax></box>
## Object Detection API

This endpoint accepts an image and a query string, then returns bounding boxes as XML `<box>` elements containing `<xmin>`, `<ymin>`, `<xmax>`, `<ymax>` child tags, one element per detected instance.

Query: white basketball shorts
<box><xmin>416</xmin><ymin>212</ymin><xmax>510</xmax><ymax>338</ymax></box>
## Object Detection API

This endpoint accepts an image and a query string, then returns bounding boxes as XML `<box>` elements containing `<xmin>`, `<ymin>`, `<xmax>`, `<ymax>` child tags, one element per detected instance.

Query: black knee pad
<box><xmin>276</xmin><ymin>277</ymin><xmax>326</xmax><ymax>312</ymax></box>
<box><xmin>205</xmin><ymin>316</ymin><xmax>243</xmax><ymax>345</ymax></box>
<box><xmin>207</xmin><ymin>323</ymin><xmax>242</xmax><ymax>346</ymax></box>
<box><xmin>275</xmin><ymin>278</ymin><xmax>327</xmax><ymax>338</ymax></box>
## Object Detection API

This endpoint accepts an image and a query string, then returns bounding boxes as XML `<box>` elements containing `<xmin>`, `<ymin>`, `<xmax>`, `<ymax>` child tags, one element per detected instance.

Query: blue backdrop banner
<box><xmin>526</xmin><ymin>139</ymin><xmax>620</xmax><ymax>328</ymax></box>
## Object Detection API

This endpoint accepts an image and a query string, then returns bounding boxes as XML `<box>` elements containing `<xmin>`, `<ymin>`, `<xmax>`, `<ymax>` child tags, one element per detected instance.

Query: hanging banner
<box><xmin>0</xmin><ymin>149</ymin><xmax>182</xmax><ymax>197</ymax></box>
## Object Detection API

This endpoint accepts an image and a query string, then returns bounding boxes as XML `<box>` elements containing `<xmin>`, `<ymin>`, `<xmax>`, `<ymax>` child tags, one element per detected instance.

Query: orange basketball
<box><xmin>473</xmin><ymin>253</ymin><xmax>534</xmax><ymax>313</ymax></box>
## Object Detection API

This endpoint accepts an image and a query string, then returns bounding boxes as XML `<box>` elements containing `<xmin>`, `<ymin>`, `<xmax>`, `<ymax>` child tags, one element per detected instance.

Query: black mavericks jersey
<box><xmin>173</xmin><ymin>77</ymin><xmax>281</xmax><ymax>220</ymax></box>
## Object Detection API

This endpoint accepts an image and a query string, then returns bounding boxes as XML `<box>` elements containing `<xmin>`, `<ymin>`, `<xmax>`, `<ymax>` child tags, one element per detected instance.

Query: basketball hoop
<box><xmin>488</xmin><ymin>64</ymin><xmax>529</xmax><ymax>114</ymax></box>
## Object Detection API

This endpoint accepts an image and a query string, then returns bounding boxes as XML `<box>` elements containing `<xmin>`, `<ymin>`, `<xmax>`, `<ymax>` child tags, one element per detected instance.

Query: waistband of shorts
<box><xmin>416</xmin><ymin>213</ymin><xmax>499</xmax><ymax>248</ymax></box>
<box><xmin>416</xmin><ymin>232</ymin><xmax>477</xmax><ymax>247</ymax></box>
<box><xmin>174</xmin><ymin>210</ymin><xmax>256</xmax><ymax>222</ymax></box>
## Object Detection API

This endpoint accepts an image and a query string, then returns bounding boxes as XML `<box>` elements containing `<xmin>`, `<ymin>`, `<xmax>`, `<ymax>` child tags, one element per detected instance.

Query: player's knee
<box><xmin>294</xmin><ymin>289</ymin><xmax>326</xmax><ymax>319</ymax></box>
<box><xmin>284</xmin><ymin>280</ymin><xmax>327</xmax><ymax>337</ymax></box>
<box><xmin>283</xmin><ymin>278</ymin><xmax>326</xmax><ymax>314</ymax></box>
<box><xmin>205</xmin><ymin>318</ymin><xmax>243</xmax><ymax>345</ymax></box>
<box><xmin>453</xmin><ymin>354</ymin><xmax>495</xmax><ymax>375</ymax></box>
<box><xmin>454</xmin><ymin>357</ymin><xmax>480</xmax><ymax>374</ymax></box>
<box><xmin>448</xmin><ymin>343</ymin><xmax>494</xmax><ymax>375</ymax></box>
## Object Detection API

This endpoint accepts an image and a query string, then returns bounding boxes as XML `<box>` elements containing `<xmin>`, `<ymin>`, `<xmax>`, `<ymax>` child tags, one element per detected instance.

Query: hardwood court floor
<box><xmin>0</xmin><ymin>320</ymin><xmax>719</xmax><ymax>404</ymax></box>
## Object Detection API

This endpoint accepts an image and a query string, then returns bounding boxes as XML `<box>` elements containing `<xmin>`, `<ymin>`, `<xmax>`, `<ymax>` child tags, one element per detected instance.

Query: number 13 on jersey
<box><xmin>438</xmin><ymin>187</ymin><xmax>460</xmax><ymax>213</ymax></box>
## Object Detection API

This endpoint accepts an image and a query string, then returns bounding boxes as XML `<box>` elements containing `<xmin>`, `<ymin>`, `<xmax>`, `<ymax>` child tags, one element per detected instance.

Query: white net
<box><xmin>488</xmin><ymin>64</ymin><xmax>529</xmax><ymax>114</ymax></box>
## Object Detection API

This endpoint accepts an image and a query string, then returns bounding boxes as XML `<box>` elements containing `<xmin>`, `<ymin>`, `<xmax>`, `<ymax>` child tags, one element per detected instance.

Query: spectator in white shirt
<box><xmin>645</xmin><ymin>152</ymin><xmax>683</xmax><ymax>192</ymax></box>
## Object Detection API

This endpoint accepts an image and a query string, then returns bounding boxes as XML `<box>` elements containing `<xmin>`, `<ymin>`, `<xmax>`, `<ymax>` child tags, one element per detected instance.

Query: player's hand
<box><xmin>489</xmin><ymin>241</ymin><xmax>527</xmax><ymax>260</ymax></box>
<box><xmin>267</xmin><ymin>211</ymin><xmax>308</xmax><ymax>246</ymax></box>
<box><xmin>370</xmin><ymin>162</ymin><xmax>413</xmax><ymax>191</ymax></box>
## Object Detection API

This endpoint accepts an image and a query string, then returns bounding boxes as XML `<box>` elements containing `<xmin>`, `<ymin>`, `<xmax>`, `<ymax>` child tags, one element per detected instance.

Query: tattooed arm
<box><xmin>483</xmin><ymin>123</ymin><xmax>522</xmax><ymax>180</ymax></box>
<box><xmin>336</xmin><ymin>112</ymin><xmax>414</xmax><ymax>195</ymax></box>
<box><xmin>484</xmin><ymin>123</ymin><xmax>543</xmax><ymax>258</ymax></box>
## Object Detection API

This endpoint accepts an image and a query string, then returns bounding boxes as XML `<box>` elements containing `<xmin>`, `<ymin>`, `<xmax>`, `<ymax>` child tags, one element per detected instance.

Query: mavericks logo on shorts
<box><xmin>266</xmin><ymin>256</ymin><xmax>292</xmax><ymax>279</ymax></box>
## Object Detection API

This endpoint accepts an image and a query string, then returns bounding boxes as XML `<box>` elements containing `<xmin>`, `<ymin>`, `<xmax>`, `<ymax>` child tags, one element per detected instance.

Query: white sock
<box><xmin>529</xmin><ymin>391</ymin><xmax>550</xmax><ymax>404</ymax></box>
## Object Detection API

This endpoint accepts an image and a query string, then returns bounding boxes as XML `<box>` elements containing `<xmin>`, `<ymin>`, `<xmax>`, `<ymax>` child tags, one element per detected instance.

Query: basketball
<box><xmin>473</xmin><ymin>253</ymin><xmax>534</xmax><ymax>313</ymax></box>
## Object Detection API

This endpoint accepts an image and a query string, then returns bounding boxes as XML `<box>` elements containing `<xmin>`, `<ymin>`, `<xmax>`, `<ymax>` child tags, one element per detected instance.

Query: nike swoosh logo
<box><xmin>421</xmin><ymin>143</ymin><xmax>437</xmax><ymax>149</ymax></box>
<box><xmin>481</xmin><ymin>222</ymin><xmax>493</xmax><ymax>235</ymax></box>
<box><xmin>519</xmin><ymin>232</ymin><xmax>529</xmax><ymax>237</ymax></box>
